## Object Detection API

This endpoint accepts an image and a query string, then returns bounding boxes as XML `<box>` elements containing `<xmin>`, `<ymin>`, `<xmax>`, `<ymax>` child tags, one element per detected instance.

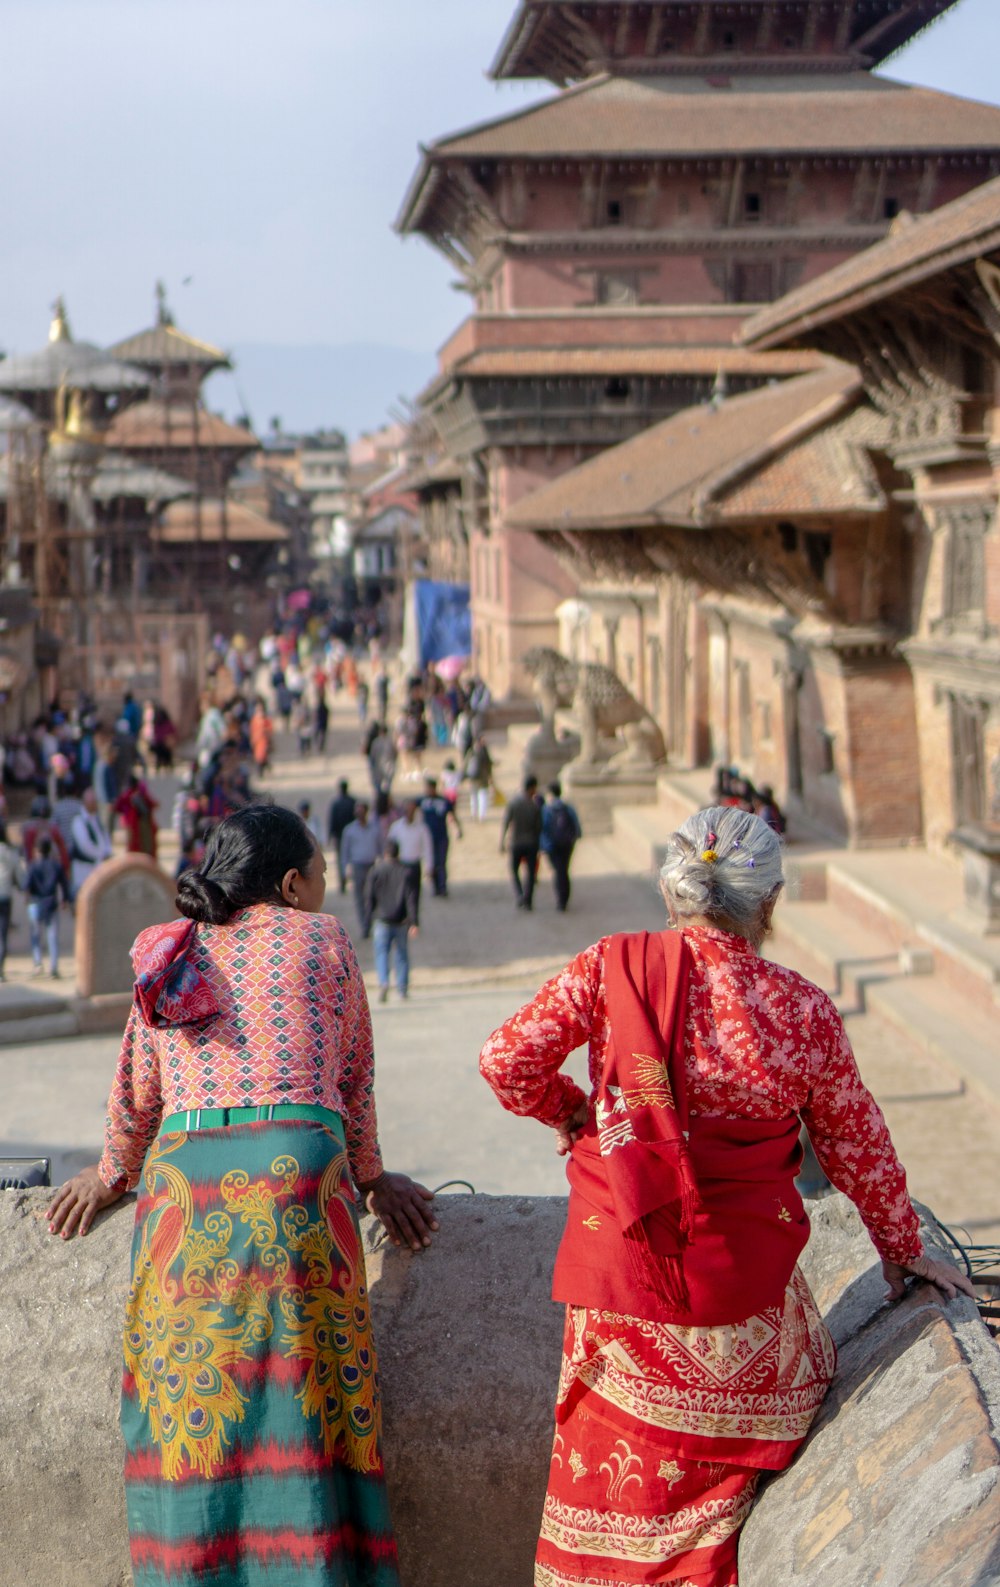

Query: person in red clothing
<box><xmin>113</xmin><ymin>773</ymin><xmax>159</xmax><ymax>857</ymax></box>
<box><xmin>480</xmin><ymin>805</ymin><xmax>972</xmax><ymax>1587</ymax></box>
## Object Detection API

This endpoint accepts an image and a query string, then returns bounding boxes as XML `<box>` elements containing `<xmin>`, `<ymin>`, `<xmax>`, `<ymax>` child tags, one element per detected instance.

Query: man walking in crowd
<box><xmin>540</xmin><ymin>780</ymin><xmax>582</xmax><ymax>912</ymax></box>
<box><xmin>340</xmin><ymin>800</ymin><xmax>380</xmax><ymax>939</ymax></box>
<box><xmin>69</xmin><ymin>786</ymin><xmax>113</xmax><ymax>898</ymax></box>
<box><xmin>365</xmin><ymin>721</ymin><xmax>396</xmax><ymax>799</ymax></box>
<box><xmin>326</xmin><ymin>780</ymin><xmax>357</xmax><ymax>893</ymax></box>
<box><xmin>0</xmin><ymin>822</ymin><xmax>23</xmax><ymax>980</ymax></box>
<box><xmin>364</xmin><ymin>838</ymin><xmax>419</xmax><ymax>1003</ymax></box>
<box><xmin>419</xmin><ymin>776</ymin><xmax>462</xmax><ymax>898</ymax></box>
<box><xmin>463</xmin><ymin>735</ymin><xmax>493</xmax><ymax>821</ymax></box>
<box><xmin>388</xmin><ymin>798</ymin><xmax>433</xmax><ymax>916</ymax></box>
<box><xmin>296</xmin><ymin>800</ymin><xmax>324</xmax><ymax>848</ymax></box>
<box><xmin>500</xmin><ymin>775</ymin><xmax>543</xmax><ymax>911</ymax></box>
<box><xmin>23</xmin><ymin>835</ymin><xmax>70</xmax><ymax>978</ymax></box>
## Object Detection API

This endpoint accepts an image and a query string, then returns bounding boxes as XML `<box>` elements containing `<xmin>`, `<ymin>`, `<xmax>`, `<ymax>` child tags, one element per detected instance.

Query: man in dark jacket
<box><xmin>24</xmin><ymin>835</ymin><xmax>70</xmax><ymax>978</ymax></box>
<box><xmin>500</xmin><ymin>775</ymin><xmax>543</xmax><ymax>911</ymax></box>
<box><xmin>364</xmin><ymin>839</ymin><xmax>419</xmax><ymax>1002</ymax></box>
<box><xmin>326</xmin><ymin>780</ymin><xmax>357</xmax><ymax>892</ymax></box>
<box><xmin>540</xmin><ymin>780</ymin><xmax>583</xmax><ymax>912</ymax></box>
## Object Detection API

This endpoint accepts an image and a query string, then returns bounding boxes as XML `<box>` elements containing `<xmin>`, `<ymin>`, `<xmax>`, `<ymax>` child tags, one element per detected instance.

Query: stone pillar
<box><xmin>951</xmin><ymin>822</ymin><xmax>1000</xmax><ymax>934</ymax></box>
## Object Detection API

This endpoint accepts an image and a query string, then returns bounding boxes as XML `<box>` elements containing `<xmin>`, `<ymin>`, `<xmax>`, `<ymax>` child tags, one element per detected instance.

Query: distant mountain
<box><xmin>203</xmin><ymin>342</ymin><xmax>438</xmax><ymax>440</ymax></box>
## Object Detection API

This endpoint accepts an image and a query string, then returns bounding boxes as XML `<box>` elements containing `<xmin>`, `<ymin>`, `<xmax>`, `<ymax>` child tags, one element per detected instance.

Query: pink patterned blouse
<box><xmin>480</xmin><ymin>925</ymin><xmax>923</xmax><ymax>1266</ymax></box>
<box><xmin>98</xmin><ymin>903</ymin><xmax>381</xmax><ymax>1192</ymax></box>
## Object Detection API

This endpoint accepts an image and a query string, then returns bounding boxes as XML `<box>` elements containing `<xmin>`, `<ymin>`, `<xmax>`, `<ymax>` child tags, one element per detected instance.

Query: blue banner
<box><xmin>414</xmin><ymin>579</ymin><xmax>471</xmax><ymax>669</ymax></box>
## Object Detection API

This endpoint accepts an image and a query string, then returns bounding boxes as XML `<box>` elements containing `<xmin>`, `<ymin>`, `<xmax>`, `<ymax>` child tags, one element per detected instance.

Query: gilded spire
<box><xmin>48</xmin><ymin>296</ymin><xmax>72</xmax><ymax>344</ymax></box>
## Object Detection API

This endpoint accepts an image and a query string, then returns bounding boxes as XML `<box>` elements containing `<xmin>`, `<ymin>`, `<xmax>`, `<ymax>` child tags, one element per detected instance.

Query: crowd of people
<box><xmin>0</xmin><ymin>691</ymin><xmax>175</xmax><ymax>978</ymax></box>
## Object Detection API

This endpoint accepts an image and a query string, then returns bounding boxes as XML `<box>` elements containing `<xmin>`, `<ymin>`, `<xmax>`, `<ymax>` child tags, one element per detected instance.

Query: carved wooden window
<box><xmin>729</xmin><ymin>261</ymin><xmax>776</xmax><ymax>304</ymax></box>
<box><xmin>942</xmin><ymin>506</ymin><xmax>989</xmax><ymax>623</ymax></box>
<box><xmin>949</xmin><ymin>694</ymin><xmax>987</xmax><ymax>825</ymax></box>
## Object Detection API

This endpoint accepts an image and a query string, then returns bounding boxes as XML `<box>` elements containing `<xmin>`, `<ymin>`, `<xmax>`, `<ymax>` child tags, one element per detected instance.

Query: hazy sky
<box><xmin>1</xmin><ymin>0</ymin><xmax>998</xmax><ymax>365</ymax></box>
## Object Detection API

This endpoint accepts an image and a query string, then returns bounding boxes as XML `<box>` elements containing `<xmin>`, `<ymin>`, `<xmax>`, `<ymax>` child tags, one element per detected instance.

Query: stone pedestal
<box><xmin>951</xmin><ymin>823</ymin><xmax>1000</xmax><ymax>935</ymax></box>
<box><xmin>521</xmin><ymin>724</ymin><xmax>579</xmax><ymax>785</ymax></box>
<box><xmin>563</xmin><ymin>762</ymin><xmax>660</xmax><ymax>835</ymax></box>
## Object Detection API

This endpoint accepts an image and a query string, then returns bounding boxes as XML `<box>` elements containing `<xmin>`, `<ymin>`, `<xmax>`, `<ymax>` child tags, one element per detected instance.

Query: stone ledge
<box><xmin>0</xmin><ymin>1190</ymin><xmax>997</xmax><ymax>1587</ymax></box>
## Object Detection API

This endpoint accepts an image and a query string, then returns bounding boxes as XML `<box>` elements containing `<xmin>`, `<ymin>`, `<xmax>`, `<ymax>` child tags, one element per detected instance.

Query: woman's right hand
<box><xmin>48</xmin><ymin>1166</ymin><xmax>125</xmax><ymax>1239</ymax></box>
<box><xmin>555</xmin><ymin>1100</ymin><xmax>590</xmax><ymax>1157</ymax></box>
<box><xmin>882</xmin><ymin>1253</ymin><xmax>977</xmax><ymax>1303</ymax></box>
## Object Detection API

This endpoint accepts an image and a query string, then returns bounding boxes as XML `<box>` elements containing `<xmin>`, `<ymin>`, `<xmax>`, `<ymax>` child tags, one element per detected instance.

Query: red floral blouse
<box><xmin>98</xmin><ymin>903</ymin><xmax>382</xmax><ymax>1192</ymax></box>
<box><xmin>480</xmin><ymin>925</ymin><xmax>923</xmax><ymax>1266</ymax></box>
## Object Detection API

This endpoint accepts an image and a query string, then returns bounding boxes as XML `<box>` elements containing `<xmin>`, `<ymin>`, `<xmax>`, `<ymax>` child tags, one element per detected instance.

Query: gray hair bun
<box><xmin>659</xmin><ymin>806</ymin><xmax>784</xmax><ymax>932</ymax></box>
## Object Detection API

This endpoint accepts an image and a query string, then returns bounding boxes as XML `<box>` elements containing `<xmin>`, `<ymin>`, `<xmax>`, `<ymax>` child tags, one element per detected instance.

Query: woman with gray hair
<box><xmin>480</xmin><ymin>805</ymin><xmax>971</xmax><ymax>1587</ymax></box>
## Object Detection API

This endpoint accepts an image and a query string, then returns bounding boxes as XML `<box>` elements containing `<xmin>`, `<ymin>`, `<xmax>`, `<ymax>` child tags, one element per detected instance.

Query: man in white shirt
<box><xmin>387</xmin><ymin>799</ymin><xmax>433</xmax><ymax>914</ymax></box>
<box><xmin>69</xmin><ymin>787</ymin><xmax>113</xmax><ymax>897</ymax></box>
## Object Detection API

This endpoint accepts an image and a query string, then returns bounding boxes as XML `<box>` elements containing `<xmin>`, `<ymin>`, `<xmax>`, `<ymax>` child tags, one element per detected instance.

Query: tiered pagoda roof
<box><xmin>490</xmin><ymin>1</ymin><xmax>960</xmax><ymax>83</ymax></box>
<box><xmin>108</xmin><ymin>322</ymin><xmax>229</xmax><ymax>377</ymax></box>
<box><xmin>105</xmin><ymin>399</ymin><xmax>256</xmax><ymax>452</ymax></box>
<box><xmin>398</xmin><ymin>73</ymin><xmax>1000</xmax><ymax>243</ymax></box>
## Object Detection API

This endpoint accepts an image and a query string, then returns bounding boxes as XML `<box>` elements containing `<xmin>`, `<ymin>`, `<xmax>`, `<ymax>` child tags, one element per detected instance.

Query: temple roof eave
<box><xmin>107</xmin><ymin>323</ymin><xmax>231</xmax><ymax>372</ymax></box>
<box><xmin>744</xmin><ymin>172</ymin><xmax>1000</xmax><ymax>348</ymax></box>
<box><xmin>488</xmin><ymin>0</ymin><xmax>960</xmax><ymax>83</ymax></box>
<box><xmin>503</xmin><ymin>363</ymin><xmax>882</xmax><ymax>532</ymax></box>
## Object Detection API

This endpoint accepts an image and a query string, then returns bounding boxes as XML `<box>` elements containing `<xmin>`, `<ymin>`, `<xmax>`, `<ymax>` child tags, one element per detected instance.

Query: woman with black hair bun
<box><xmin>49</xmin><ymin>801</ymin><xmax>433</xmax><ymax>1587</ymax></box>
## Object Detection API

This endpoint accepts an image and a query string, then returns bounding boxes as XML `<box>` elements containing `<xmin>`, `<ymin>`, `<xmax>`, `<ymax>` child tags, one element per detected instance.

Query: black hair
<box><xmin>176</xmin><ymin>803</ymin><xmax>316</xmax><ymax>926</ymax></box>
<box><xmin>524</xmin><ymin>776</ymin><xmax>538</xmax><ymax>793</ymax></box>
<box><xmin>548</xmin><ymin>781</ymin><xmax>562</xmax><ymax>797</ymax></box>
<box><xmin>37</xmin><ymin>836</ymin><xmax>52</xmax><ymax>858</ymax></box>
<box><xmin>0</xmin><ymin>821</ymin><xmax>8</xmax><ymax>845</ymax></box>
<box><xmin>385</xmin><ymin>838</ymin><xmax>400</xmax><ymax>860</ymax></box>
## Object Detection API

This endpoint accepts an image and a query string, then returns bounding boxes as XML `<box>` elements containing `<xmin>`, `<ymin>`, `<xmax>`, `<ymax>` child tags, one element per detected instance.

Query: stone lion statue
<box><xmin>522</xmin><ymin>646</ymin><xmax>665</xmax><ymax>771</ymax></box>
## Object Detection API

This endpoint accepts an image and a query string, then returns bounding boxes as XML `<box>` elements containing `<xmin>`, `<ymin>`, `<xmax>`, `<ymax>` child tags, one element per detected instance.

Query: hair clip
<box><xmin>701</xmin><ymin>849</ymin><xmax>719</xmax><ymax>864</ymax></box>
<box><xmin>745</xmin><ymin>857</ymin><xmax>755</xmax><ymax>869</ymax></box>
<box><xmin>705</xmin><ymin>830</ymin><xmax>717</xmax><ymax>846</ymax></box>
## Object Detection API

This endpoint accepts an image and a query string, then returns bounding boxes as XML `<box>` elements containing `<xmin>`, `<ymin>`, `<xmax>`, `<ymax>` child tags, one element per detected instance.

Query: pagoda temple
<box><xmin>398</xmin><ymin>0</ymin><xmax>1000</xmax><ymax>700</ymax></box>
<box><xmin>105</xmin><ymin>285</ymin><xmax>255</xmax><ymax>496</ymax></box>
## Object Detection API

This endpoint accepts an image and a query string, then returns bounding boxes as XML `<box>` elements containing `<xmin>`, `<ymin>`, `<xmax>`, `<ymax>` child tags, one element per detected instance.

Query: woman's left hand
<box><xmin>882</xmin><ymin>1253</ymin><xmax>977</xmax><ymax>1303</ymax></box>
<box><xmin>362</xmin><ymin>1171</ymin><xmax>439</xmax><ymax>1251</ymax></box>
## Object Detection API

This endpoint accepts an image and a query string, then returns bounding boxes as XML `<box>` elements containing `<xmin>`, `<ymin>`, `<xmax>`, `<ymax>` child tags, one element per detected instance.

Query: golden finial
<box><xmin>48</xmin><ymin>297</ymin><xmax>71</xmax><ymax>344</ymax></box>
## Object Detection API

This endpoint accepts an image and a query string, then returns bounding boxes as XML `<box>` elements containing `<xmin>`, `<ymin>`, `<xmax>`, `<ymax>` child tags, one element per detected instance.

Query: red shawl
<box><xmin>131</xmin><ymin>919</ymin><xmax>220</xmax><ymax>1029</ymax></box>
<box><xmin>554</xmin><ymin>930</ymin><xmax>809</xmax><ymax>1325</ymax></box>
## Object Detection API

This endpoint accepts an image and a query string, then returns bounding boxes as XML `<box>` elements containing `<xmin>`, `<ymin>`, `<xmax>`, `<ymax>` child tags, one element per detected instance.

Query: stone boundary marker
<box><xmin>75</xmin><ymin>854</ymin><xmax>177</xmax><ymax>999</ymax></box>
<box><xmin>0</xmin><ymin>1190</ymin><xmax>997</xmax><ymax>1586</ymax></box>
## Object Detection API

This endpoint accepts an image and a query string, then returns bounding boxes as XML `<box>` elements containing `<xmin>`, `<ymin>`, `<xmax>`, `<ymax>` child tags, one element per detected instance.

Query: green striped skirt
<box><xmin>121</xmin><ymin>1117</ymin><xmax>400</xmax><ymax>1587</ymax></box>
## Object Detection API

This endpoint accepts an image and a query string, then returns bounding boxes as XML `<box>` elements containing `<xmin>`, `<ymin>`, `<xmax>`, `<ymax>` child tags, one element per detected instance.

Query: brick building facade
<box><xmin>398</xmin><ymin>0</ymin><xmax>1000</xmax><ymax>702</ymax></box>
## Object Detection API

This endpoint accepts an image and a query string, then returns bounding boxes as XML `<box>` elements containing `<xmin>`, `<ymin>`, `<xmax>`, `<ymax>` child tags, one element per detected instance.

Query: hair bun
<box><xmin>175</xmin><ymin>870</ymin><xmax>232</xmax><ymax>925</ymax></box>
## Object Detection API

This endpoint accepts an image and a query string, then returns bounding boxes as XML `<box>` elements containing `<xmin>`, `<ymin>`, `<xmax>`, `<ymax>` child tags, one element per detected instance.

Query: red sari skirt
<box><xmin>535</xmin><ymin>1267</ymin><xmax>836</xmax><ymax>1587</ymax></box>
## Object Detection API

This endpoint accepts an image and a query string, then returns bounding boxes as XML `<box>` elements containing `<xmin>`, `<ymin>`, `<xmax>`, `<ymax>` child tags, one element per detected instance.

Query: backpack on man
<box><xmin>548</xmin><ymin>800</ymin><xmax>577</xmax><ymax>849</ymax></box>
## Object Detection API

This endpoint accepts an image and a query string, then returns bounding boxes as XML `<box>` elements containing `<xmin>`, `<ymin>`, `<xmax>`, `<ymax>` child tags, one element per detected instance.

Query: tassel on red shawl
<box><xmin>599</xmin><ymin>931</ymin><xmax>701</xmax><ymax>1309</ymax></box>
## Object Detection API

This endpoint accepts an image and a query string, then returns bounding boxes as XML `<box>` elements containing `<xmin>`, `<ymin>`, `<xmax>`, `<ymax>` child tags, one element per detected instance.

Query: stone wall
<box><xmin>1</xmin><ymin>1189</ymin><xmax>998</xmax><ymax>1587</ymax></box>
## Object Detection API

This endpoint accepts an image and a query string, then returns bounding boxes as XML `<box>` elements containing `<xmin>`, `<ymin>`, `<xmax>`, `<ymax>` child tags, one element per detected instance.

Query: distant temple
<box><xmin>0</xmin><ymin>291</ymin><xmax>281</xmax><ymax>730</ymax></box>
<box><xmin>399</xmin><ymin>0</ymin><xmax>1000</xmax><ymax>704</ymax></box>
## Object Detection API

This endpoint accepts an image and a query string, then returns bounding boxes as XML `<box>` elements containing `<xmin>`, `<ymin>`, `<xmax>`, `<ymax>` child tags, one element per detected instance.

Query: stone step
<box><xmin>773</xmin><ymin>898</ymin><xmax>1000</xmax><ymax>1109</ymax></box>
<box><xmin>611</xmin><ymin>802</ymin><xmax>669</xmax><ymax>875</ymax></box>
<box><xmin>826</xmin><ymin>858</ymin><xmax>1000</xmax><ymax>1016</ymax></box>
